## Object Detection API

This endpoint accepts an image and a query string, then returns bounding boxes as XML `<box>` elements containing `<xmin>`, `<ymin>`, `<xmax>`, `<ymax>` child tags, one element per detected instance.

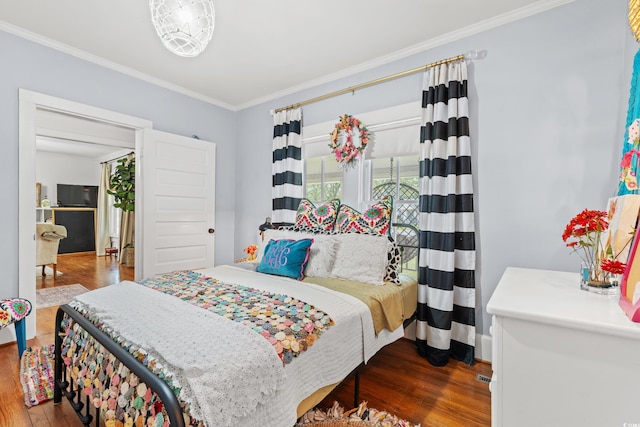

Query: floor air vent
<box><xmin>475</xmin><ymin>374</ymin><xmax>491</xmax><ymax>384</ymax></box>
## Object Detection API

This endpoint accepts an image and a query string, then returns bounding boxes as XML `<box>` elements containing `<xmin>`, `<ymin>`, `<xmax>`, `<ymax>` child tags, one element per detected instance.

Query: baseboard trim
<box><xmin>475</xmin><ymin>333</ymin><xmax>492</xmax><ymax>363</ymax></box>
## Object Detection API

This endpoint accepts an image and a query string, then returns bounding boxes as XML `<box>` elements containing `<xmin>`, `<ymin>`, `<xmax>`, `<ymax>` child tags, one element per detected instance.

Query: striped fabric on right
<box><xmin>415</xmin><ymin>60</ymin><xmax>477</xmax><ymax>366</ymax></box>
<box><xmin>272</xmin><ymin>108</ymin><xmax>303</xmax><ymax>226</ymax></box>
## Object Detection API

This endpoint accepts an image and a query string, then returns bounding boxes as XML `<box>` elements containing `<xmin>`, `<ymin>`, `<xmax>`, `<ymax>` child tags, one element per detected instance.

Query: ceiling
<box><xmin>0</xmin><ymin>1</ymin><xmax>563</xmax><ymax>110</ymax></box>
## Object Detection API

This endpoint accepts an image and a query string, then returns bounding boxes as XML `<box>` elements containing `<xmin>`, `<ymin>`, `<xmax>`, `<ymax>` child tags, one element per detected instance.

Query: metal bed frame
<box><xmin>53</xmin><ymin>305</ymin><xmax>372</xmax><ymax>427</ymax></box>
<box><xmin>53</xmin><ymin>306</ymin><xmax>415</xmax><ymax>427</ymax></box>
<box><xmin>53</xmin><ymin>215</ymin><xmax>420</xmax><ymax>426</ymax></box>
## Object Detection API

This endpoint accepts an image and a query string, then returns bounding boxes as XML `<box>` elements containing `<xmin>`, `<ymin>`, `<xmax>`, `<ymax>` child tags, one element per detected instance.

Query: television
<box><xmin>57</xmin><ymin>184</ymin><xmax>99</xmax><ymax>208</ymax></box>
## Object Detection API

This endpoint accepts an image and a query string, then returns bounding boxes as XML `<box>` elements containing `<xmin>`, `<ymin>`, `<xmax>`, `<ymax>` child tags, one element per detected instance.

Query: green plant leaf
<box><xmin>110</xmin><ymin>157</ymin><xmax>135</xmax><ymax>212</ymax></box>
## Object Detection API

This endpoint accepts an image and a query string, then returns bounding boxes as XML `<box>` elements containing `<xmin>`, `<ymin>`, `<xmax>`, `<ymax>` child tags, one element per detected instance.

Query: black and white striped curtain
<box><xmin>272</xmin><ymin>108</ymin><xmax>303</xmax><ymax>226</ymax></box>
<box><xmin>416</xmin><ymin>60</ymin><xmax>476</xmax><ymax>366</ymax></box>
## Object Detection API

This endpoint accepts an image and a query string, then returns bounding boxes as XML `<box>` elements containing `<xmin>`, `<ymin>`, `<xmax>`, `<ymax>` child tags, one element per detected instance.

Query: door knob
<box><xmin>208</xmin><ymin>228</ymin><xmax>215</xmax><ymax>234</ymax></box>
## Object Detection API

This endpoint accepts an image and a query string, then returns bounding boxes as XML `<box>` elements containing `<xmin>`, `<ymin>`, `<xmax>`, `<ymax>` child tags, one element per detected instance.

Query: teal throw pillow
<box><xmin>257</xmin><ymin>238</ymin><xmax>314</xmax><ymax>280</ymax></box>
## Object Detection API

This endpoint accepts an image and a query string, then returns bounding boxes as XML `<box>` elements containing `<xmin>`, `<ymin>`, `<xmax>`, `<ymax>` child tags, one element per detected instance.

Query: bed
<box><xmin>53</xmin><ymin>208</ymin><xmax>418</xmax><ymax>427</ymax></box>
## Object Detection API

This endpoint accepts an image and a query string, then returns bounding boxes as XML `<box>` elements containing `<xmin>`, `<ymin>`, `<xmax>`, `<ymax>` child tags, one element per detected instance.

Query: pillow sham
<box><xmin>256</xmin><ymin>238</ymin><xmax>314</xmax><ymax>281</ymax></box>
<box><xmin>294</xmin><ymin>198</ymin><xmax>340</xmax><ymax>232</ymax></box>
<box><xmin>257</xmin><ymin>229</ymin><xmax>338</xmax><ymax>278</ymax></box>
<box><xmin>304</xmin><ymin>236</ymin><xmax>339</xmax><ymax>278</ymax></box>
<box><xmin>259</xmin><ymin>228</ymin><xmax>402</xmax><ymax>283</ymax></box>
<box><xmin>330</xmin><ymin>233</ymin><xmax>390</xmax><ymax>285</ymax></box>
<box><xmin>256</xmin><ymin>229</ymin><xmax>303</xmax><ymax>262</ymax></box>
<box><xmin>385</xmin><ymin>241</ymin><xmax>402</xmax><ymax>284</ymax></box>
<box><xmin>335</xmin><ymin>196</ymin><xmax>393</xmax><ymax>236</ymax></box>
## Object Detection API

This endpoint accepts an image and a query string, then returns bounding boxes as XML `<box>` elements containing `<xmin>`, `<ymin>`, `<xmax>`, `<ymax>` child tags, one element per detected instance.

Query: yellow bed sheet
<box><xmin>303</xmin><ymin>274</ymin><xmax>417</xmax><ymax>334</ymax></box>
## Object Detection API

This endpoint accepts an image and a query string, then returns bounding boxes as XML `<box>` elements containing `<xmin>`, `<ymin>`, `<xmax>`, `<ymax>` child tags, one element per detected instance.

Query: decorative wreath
<box><xmin>329</xmin><ymin>114</ymin><xmax>370</xmax><ymax>168</ymax></box>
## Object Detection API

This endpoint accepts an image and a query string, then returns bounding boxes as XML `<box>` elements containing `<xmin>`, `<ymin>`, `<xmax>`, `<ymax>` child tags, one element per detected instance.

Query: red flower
<box><xmin>601</xmin><ymin>259</ymin><xmax>626</xmax><ymax>275</ymax></box>
<box><xmin>562</xmin><ymin>209</ymin><xmax>609</xmax><ymax>267</ymax></box>
<box><xmin>562</xmin><ymin>209</ymin><xmax>608</xmax><ymax>242</ymax></box>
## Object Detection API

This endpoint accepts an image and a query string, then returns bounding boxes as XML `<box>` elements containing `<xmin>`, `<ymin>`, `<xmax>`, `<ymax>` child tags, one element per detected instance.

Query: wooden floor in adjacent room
<box><xmin>0</xmin><ymin>253</ymin><xmax>492</xmax><ymax>427</ymax></box>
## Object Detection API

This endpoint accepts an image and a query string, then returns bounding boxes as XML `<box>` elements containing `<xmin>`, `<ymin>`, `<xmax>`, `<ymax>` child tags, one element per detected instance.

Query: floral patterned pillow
<box><xmin>335</xmin><ymin>196</ymin><xmax>393</xmax><ymax>236</ymax></box>
<box><xmin>294</xmin><ymin>199</ymin><xmax>341</xmax><ymax>232</ymax></box>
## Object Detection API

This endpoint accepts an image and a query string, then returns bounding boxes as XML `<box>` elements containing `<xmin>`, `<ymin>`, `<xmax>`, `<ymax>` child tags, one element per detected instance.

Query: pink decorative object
<box><xmin>328</xmin><ymin>114</ymin><xmax>370</xmax><ymax>169</ymax></box>
<box><xmin>619</xmin><ymin>228</ymin><xmax>640</xmax><ymax>322</ymax></box>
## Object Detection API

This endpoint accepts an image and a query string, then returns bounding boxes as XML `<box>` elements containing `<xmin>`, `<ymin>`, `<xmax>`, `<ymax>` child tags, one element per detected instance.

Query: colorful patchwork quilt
<box><xmin>138</xmin><ymin>270</ymin><xmax>334</xmax><ymax>364</ymax></box>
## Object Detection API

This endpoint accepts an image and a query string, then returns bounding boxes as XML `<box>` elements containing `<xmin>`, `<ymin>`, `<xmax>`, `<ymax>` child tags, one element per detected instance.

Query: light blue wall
<box><xmin>2</xmin><ymin>0</ymin><xmax>635</xmax><ymax>340</ymax></box>
<box><xmin>0</xmin><ymin>29</ymin><xmax>237</xmax><ymax>299</ymax></box>
<box><xmin>236</xmin><ymin>0</ymin><xmax>635</xmax><ymax>336</ymax></box>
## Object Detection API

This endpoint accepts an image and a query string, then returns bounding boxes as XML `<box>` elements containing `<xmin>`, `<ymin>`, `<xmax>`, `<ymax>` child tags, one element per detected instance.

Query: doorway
<box><xmin>19</xmin><ymin>89</ymin><xmax>152</xmax><ymax>339</ymax></box>
<box><xmin>36</xmin><ymin>136</ymin><xmax>133</xmax><ymax>288</ymax></box>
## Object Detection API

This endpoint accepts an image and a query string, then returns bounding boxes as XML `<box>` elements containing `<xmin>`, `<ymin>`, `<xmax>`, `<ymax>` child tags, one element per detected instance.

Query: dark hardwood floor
<box><xmin>0</xmin><ymin>254</ymin><xmax>491</xmax><ymax>427</ymax></box>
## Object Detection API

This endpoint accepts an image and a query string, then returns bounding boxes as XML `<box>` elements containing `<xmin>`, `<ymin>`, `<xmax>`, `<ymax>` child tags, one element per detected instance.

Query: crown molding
<box><xmin>240</xmin><ymin>0</ymin><xmax>575</xmax><ymax>111</ymax></box>
<box><xmin>0</xmin><ymin>20</ymin><xmax>235</xmax><ymax>111</ymax></box>
<box><xmin>1</xmin><ymin>0</ymin><xmax>574</xmax><ymax>112</ymax></box>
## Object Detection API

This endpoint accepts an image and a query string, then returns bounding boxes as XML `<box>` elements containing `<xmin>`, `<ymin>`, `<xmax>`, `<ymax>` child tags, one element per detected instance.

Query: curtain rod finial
<box><xmin>464</xmin><ymin>49</ymin><xmax>487</xmax><ymax>61</ymax></box>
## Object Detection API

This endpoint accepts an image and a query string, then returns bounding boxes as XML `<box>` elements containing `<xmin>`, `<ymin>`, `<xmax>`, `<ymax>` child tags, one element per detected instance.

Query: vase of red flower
<box><xmin>563</xmin><ymin>209</ymin><xmax>623</xmax><ymax>295</ymax></box>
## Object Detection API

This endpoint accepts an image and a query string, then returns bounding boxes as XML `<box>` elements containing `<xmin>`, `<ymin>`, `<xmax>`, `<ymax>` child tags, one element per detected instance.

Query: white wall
<box><xmin>0</xmin><ymin>29</ymin><xmax>237</xmax><ymax>300</ymax></box>
<box><xmin>1</xmin><ymin>0</ymin><xmax>634</xmax><ymax>352</ymax></box>
<box><xmin>35</xmin><ymin>152</ymin><xmax>100</xmax><ymax>206</ymax></box>
<box><xmin>235</xmin><ymin>0</ymin><xmax>635</xmax><ymax>339</ymax></box>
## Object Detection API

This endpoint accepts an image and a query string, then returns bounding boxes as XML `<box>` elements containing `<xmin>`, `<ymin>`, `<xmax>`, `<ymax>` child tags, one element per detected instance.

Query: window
<box><xmin>304</xmin><ymin>154</ymin><xmax>420</xmax><ymax>275</ymax></box>
<box><xmin>368</xmin><ymin>155</ymin><xmax>420</xmax><ymax>275</ymax></box>
<box><xmin>301</xmin><ymin>102</ymin><xmax>423</xmax><ymax>274</ymax></box>
<box><xmin>304</xmin><ymin>155</ymin><xmax>343</xmax><ymax>204</ymax></box>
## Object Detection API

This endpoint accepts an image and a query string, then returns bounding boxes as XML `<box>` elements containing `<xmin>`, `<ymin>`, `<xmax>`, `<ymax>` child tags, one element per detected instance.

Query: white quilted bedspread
<box><xmin>72</xmin><ymin>265</ymin><xmax>403</xmax><ymax>427</ymax></box>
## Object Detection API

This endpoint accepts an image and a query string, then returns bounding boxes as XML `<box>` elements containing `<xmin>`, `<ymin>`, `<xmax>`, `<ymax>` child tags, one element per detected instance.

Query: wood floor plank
<box><xmin>319</xmin><ymin>339</ymin><xmax>492</xmax><ymax>426</ymax></box>
<box><xmin>26</xmin><ymin>404</ymin><xmax>50</xmax><ymax>427</ymax></box>
<box><xmin>0</xmin><ymin>254</ymin><xmax>492</xmax><ymax>427</ymax></box>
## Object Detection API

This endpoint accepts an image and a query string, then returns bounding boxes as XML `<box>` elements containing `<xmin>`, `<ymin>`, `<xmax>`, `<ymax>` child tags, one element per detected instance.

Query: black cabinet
<box><xmin>52</xmin><ymin>208</ymin><xmax>96</xmax><ymax>254</ymax></box>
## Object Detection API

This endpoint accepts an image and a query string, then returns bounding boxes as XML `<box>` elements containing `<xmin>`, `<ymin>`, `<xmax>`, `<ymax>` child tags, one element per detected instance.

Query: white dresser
<box><xmin>487</xmin><ymin>267</ymin><xmax>640</xmax><ymax>427</ymax></box>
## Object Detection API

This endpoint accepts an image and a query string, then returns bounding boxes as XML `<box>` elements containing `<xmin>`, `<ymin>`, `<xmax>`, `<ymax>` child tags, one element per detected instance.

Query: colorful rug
<box><xmin>20</xmin><ymin>344</ymin><xmax>55</xmax><ymax>407</ymax></box>
<box><xmin>296</xmin><ymin>401</ymin><xmax>420</xmax><ymax>427</ymax></box>
<box><xmin>36</xmin><ymin>284</ymin><xmax>88</xmax><ymax>308</ymax></box>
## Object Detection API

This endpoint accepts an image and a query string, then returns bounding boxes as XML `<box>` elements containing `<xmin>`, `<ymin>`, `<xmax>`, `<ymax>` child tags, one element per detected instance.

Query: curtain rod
<box><xmin>101</xmin><ymin>151</ymin><xmax>134</xmax><ymax>165</ymax></box>
<box><xmin>274</xmin><ymin>51</ymin><xmax>478</xmax><ymax>113</ymax></box>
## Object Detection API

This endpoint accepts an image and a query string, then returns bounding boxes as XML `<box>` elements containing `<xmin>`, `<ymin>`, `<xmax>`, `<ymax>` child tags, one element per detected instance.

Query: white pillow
<box><xmin>330</xmin><ymin>233</ymin><xmax>390</xmax><ymax>285</ymax></box>
<box><xmin>256</xmin><ymin>229</ymin><xmax>338</xmax><ymax>278</ymax></box>
<box><xmin>305</xmin><ymin>236</ymin><xmax>338</xmax><ymax>278</ymax></box>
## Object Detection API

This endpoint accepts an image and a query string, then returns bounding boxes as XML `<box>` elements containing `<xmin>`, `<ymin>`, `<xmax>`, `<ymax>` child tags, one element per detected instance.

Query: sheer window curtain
<box><xmin>108</xmin><ymin>193</ymin><xmax>120</xmax><ymax>248</ymax></box>
<box><xmin>272</xmin><ymin>108</ymin><xmax>303</xmax><ymax>226</ymax></box>
<box><xmin>416</xmin><ymin>60</ymin><xmax>477</xmax><ymax>366</ymax></box>
<box><xmin>96</xmin><ymin>163</ymin><xmax>112</xmax><ymax>256</ymax></box>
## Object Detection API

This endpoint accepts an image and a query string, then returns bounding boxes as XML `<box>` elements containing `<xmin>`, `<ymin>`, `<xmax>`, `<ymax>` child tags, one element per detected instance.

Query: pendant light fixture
<box><xmin>149</xmin><ymin>0</ymin><xmax>215</xmax><ymax>58</ymax></box>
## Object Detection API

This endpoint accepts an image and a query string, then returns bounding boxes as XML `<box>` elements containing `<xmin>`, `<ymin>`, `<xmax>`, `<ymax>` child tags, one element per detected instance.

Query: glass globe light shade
<box><xmin>149</xmin><ymin>0</ymin><xmax>215</xmax><ymax>58</ymax></box>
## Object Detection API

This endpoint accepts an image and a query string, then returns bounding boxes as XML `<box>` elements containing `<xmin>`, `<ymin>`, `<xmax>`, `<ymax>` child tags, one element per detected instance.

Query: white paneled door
<box><xmin>141</xmin><ymin>130</ymin><xmax>216</xmax><ymax>278</ymax></box>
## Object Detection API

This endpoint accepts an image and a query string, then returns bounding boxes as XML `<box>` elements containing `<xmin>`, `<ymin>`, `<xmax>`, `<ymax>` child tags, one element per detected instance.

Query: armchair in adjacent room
<box><xmin>36</xmin><ymin>223</ymin><xmax>67</xmax><ymax>278</ymax></box>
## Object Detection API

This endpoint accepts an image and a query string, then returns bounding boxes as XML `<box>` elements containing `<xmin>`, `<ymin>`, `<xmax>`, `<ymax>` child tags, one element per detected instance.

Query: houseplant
<box><xmin>107</xmin><ymin>157</ymin><xmax>135</xmax><ymax>266</ymax></box>
<box><xmin>107</xmin><ymin>157</ymin><xmax>135</xmax><ymax>212</ymax></box>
